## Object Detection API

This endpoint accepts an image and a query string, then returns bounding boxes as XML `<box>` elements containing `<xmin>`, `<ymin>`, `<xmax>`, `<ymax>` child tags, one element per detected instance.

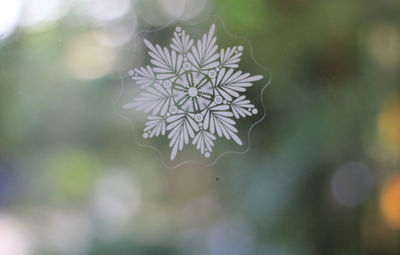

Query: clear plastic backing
<box><xmin>116</xmin><ymin>16</ymin><xmax>271</xmax><ymax>168</ymax></box>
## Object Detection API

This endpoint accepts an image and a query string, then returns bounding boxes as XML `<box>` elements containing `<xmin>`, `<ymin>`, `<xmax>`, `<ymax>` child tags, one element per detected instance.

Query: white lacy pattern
<box><xmin>124</xmin><ymin>24</ymin><xmax>263</xmax><ymax>160</ymax></box>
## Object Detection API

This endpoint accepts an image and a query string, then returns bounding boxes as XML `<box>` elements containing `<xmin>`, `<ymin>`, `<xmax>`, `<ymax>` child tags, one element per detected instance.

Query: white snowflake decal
<box><xmin>124</xmin><ymin>24</ymin><xmax>263</xmax><ymax>160</ymax></box>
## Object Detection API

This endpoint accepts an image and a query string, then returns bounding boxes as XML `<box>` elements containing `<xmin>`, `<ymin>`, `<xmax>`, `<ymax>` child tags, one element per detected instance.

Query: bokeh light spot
<box><xmin>45</xmin><ymin>149</ymin><xmax>101</xmax><ymax>201</ymax></box>
<box><xmin>20</xmin><ymin>0</ymin><xmax>68</xmax><ymax>30</ymax></box>
<box><xmin>331</xmin><ymin>162</ymin><xmax>374</xmax><ymax>207</ymax></box>
<box><xmin>92</xmin><ymin>18</ymin><xmax>136</xmax><ymax>47</ymax></box>
<box><xmin>41</xmin><ymin>210</ymin><xmax>91</xmax><ymax>255</ymax></box>
<box><xmin>380</xmin><ymin>174</ymin><xmax>400</xmax><ymax>229</ymax></box>
<box><xmin>81</xmin><ymin>0</ymin><xmax>131</xmax><ymax>24</ymax></box>
<box><xmin>92</xmin><ymin>171</ymin><xmax>141</xmax><ymax>230</ymax></box>
<box><xmin>0</xmin><ymin>215</ymin><xmax>32</xmax><ymax>255</ymax></box>
<box><xmin>66</xmin><ymin>32</ymin><xmax>115</xmax><ymax>80</ymax></box>
<box><xmin>378</xmin><ymin>94</ymin><xmax>400</xmax><ymax>154</ymax></box>
<box><xmin>0</xmin><ymin>0</ymin><xmax>23</xmax><ymax>39</ymax></box>
<box><xmin>367</xmin><ymin>25</ymin><xmax>400</xmax><ymax>68</ymax></box>
<box><xmin>207</xmin><ymin>219</ymin><xmax>254</xmax><ymax>255</ymax></box>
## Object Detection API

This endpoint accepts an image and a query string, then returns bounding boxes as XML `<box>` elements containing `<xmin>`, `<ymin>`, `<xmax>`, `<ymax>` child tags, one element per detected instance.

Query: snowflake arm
<box><xmin>187</xmin><ymin>24</ymin><xmax>219</xmax><ymax>70</ymax></box>
<box><xmin>215</xmin><ymin>68</ymin><xmax>263</xmax><ymax>101</ymax></box>
<box><xmin>130</xmin><ymin>65</ymin><xmax>157</xmax><ymax>88</ymax></box>
<box><xmin>193</xmin><ymin>130</ymin><xmax>216</xmax><ymax>156</ymax></box>
<box><xmin>167</xmin><ymin>113</ymin><xmax>199</xmax><ymax>160</ymax></box>
<box><xmin>144</xmin><ymin>39</ymin><xmax>183</xmax><ymax>80</ymax></box>
<box><xmin>170</xmin><ymin>28</ymin><xmax>194</xmax><ymax>55</ymax></box>
<box><xmin>144</xmin><ymin>116</ymin><xmax>167</xmax><ymax>138</ymax></box>
<box><xmin>203</xmin><ymin>105</ymin><xmax>242</xmax><ymax>146</ymax></box>
<box><xmin>124</xmin><ymin>83</ymin><xmax>171</xmax><ymax>115</ymax></box>
<box><xmin>220</xmin><ymin>46</ymin><xmax>243</xmax><ymax>69</ymax></box>
<box><xmin>230</xmin><ymin>95</ymin><xmax>256</xmax><ymax>119</ymax></box>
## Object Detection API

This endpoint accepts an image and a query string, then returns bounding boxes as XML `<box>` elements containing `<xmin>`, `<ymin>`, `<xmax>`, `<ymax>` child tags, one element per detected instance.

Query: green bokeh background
<box><xmin>0</xmin><ymin>0</ymin><xmax>399</xmax><ymax>254</ymax></box>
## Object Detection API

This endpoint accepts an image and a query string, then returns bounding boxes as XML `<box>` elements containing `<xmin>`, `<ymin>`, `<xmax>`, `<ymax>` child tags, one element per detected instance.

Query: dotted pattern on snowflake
<box><xmin>124</xmin><ymin>24</ymin><xmax>263</xmax><ymax>160</ymax></box>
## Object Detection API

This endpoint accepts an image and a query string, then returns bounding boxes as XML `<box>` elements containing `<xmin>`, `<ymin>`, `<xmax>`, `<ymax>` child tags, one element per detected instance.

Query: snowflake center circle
<box><xmin>188</xmin><ymin>87</ymin><xmax>198</xmax><ymax>97</ymax></box>
<box><xmin>172</xmin><ymin>71</ymin><xmax>215</xmax><ymax>113</ymax></box>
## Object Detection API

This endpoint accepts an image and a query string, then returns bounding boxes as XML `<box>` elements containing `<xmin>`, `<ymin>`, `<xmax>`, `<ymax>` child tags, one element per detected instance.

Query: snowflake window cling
<box><xmin>120</xmin><ymin>21</ymin><xmax>270</xmax><ymax>164</ymax></box>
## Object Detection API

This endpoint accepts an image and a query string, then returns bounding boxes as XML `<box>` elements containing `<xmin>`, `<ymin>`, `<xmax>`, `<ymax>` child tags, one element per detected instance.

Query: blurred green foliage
<box><xmin>0</xmin><ymin>0</ymin><xmax>400</xmax><ymax>255</ymax></box>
